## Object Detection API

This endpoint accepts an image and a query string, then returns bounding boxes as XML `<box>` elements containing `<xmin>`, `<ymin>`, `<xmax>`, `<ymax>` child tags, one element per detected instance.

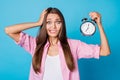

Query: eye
<box><xmin>56</xmin><ymin>21</ymin><xmax>62</xmax><ymax>24</ymax></box>
<box><xmin>46</xmin><ymin>21</ymin><xmax>51</xmax><ymax>25</ymax></box>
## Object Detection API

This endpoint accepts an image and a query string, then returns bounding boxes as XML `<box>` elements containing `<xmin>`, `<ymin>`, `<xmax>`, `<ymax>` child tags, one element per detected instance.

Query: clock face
<box><xmin>81</xmin><ymin>21</ymin><xmax>96</xmax><ymax>36</ymax></box>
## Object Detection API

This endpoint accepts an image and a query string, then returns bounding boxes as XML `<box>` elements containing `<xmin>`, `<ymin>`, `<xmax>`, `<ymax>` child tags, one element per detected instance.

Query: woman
<box><xmin>5</xmin><ymin>7</ymin><xmax>110</xmax><ymax>80</ymax></box>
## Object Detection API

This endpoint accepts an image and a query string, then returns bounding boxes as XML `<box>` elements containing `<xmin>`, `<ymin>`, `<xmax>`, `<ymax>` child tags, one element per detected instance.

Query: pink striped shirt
<box><xmin>16</xmin><ymin>32</ymin><xmax>100</xmax><ymax>80</ymax></box>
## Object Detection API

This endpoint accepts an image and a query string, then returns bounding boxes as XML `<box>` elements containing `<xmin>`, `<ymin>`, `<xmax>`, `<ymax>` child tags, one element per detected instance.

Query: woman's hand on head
<box><xmin>37</xmin><ymin>9</ymin><xmax>47</xmax><ymax>26</ymax></box>
<box><xmin>89</xmin><ymin>12</ymin><xmax>101</xmax><ymax>24</ymax></box>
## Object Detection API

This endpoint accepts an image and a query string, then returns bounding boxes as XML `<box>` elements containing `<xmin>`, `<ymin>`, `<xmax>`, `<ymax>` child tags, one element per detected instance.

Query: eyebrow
<box><xmin>47</xmin><ymin>18</ymin><xmax>61</xmax><ymax>21</ymax></box>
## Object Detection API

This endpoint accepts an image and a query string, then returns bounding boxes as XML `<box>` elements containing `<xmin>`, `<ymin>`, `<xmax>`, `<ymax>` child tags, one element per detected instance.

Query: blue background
<box><xmin>0</xmin><ymin>0</ymin><xmax>120</xmax><ymax>80</ymax></box>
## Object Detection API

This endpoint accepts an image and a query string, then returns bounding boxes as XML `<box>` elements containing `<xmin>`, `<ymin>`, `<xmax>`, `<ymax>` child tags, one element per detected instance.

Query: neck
<box><xmin>49</xmin><ymin>37</ymin><xmax>58</xmax><ymax>46</ymax></box>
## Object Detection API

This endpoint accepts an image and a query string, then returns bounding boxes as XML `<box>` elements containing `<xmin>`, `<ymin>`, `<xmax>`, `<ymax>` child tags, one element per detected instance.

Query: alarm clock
<box><xmin>80</xmin><ymin>18</ymin><xmax>96</xmax><ymax>36</ymax></box>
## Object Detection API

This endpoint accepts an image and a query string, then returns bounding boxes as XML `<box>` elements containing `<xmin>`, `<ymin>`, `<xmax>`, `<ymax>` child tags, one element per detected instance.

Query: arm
<box><xmin>89</xmin><ymin>12</ymin><xmax>110</xmax><ymax>56</ymax></box>
<box><xmin>5</xmin><ymin>22</ymin><xmax>40</xmax><ymax>42</ymax></box>
<box><xmin>5</xmin><ymin>10</ymin><xmax>47</xmax><ymax>42</ymax></box>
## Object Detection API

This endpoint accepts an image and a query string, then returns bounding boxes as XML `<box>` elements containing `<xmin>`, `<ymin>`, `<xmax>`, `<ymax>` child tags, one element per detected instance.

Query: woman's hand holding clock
<box><xmin>80</xmin><ymin>12</ymin><xmax>102</xmax><ymax>36</ymax></box>
<box><xmin>89</xmin><ymin>12</ymin><xmax>101</xmax><ymax>24</ymax></box>
<box><xmin>90</xmin><ymin>12</ymin><xmax>110</xmax><ymax>56</ymax></box>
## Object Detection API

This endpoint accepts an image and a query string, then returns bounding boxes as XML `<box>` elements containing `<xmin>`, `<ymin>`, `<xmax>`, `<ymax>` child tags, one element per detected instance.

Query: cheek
<box><xmin>46</xmin><ymin>24</ymin><xmax>49</xmax><ymax>28</ymax></box>
<box><xmin>46</xmin><ymin>24</ymin><xmax>50</xmax><ymax>31</ymax></box>
<box><xmin>46</xmin><ymin>26</ymin><xmax>49</xmax><ymax>33</ymax></box>
<box><xmin>57</xmin><ymin>24</ymin><xmax>62</xmax><ymax>30</ymax></box>
<box><xmin>56</xmin><ymin>26</ymin><xmax>61</xmax><ymax>33</ymax></box>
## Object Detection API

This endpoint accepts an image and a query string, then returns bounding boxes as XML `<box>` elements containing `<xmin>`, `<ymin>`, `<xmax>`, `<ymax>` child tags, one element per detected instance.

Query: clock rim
<box><xmin>80</xmin><ymin>21</ymin><xmax>96</xmax><ymax>36</ymax></box>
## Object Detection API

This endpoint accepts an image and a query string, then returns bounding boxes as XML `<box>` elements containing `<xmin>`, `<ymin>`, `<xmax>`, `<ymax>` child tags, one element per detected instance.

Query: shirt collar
<box><xmin>44</xmin><ymin>40</ymin><xmax>61</xmax><ymax>48</ymax></box>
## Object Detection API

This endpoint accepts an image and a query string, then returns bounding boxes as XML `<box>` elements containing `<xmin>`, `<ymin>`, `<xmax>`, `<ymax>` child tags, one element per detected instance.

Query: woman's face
<box><xmin>46</xmin><ymin>13</ymin><xmax>62</xmax><ymax>38</ymax></box>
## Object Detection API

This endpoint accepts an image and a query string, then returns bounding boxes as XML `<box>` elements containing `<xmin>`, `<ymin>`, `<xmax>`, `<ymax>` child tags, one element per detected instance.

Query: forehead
<box><xmin>47</xmin><ymin>13</ymin><xmax>61</xmax><ymax>20</ymax></box>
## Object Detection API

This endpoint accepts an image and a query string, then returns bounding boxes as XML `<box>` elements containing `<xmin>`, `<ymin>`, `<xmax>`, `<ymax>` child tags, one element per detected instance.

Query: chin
<box><xmin>49</xmin><ymin>35</ymin><xmax>58</xmax><ymax>38</ymax></box>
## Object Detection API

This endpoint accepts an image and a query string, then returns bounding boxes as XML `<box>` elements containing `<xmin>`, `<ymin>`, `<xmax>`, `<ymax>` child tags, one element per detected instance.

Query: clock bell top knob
<box><xmin>81</xmin><ymin>18</ymin><xmax>88</xmax><ymax>22</ymax></box>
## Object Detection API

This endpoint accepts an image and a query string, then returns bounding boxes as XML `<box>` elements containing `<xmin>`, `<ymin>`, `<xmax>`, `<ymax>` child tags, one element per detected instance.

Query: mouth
<box><xmin>49</xmin><ymin>30</ymin><xmax>58</xmax><ymax>33</ymax></box>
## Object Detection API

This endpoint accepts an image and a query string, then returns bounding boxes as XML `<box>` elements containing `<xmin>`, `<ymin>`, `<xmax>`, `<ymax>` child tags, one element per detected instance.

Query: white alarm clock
<box><xmin>80</xmin><ymin>18</ymin><xmax>96</xmax><ymax>36</ymax></box>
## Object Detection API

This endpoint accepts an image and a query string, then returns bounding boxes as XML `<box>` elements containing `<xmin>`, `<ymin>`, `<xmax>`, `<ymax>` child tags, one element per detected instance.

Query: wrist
<box><xmin>97</xmin><ymin>22</ymin><xmax>103</xmax><ymax>30</ymax></box>
<box><xmin>96</xmin><ymin>21</ymin><xmax>102</xmax><ymax>25</ymax></box>
<box><xmin>36</xmin><ymin>21</ymin><xmax>42</xmax><ymax>26</ymax></box>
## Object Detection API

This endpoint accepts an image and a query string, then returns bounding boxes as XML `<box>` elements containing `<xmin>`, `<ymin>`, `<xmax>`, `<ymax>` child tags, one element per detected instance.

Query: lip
<box><xmin>49</xmin><ymin>30</ymin><xmax>58</xmax><ymax>33</ymax></box>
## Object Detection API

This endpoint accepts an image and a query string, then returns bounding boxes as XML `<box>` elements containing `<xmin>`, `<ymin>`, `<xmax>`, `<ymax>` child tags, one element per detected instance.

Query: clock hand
<box><xmin>85</xmin><ymin>26</ymin><xmax>89</xmax><ymax>32</ymax></box>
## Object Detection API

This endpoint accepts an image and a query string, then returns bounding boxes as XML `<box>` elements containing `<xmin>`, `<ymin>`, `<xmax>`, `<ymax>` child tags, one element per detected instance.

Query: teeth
<box><xmin>50</xmin><ymin>30</ymin><xmax>56</xmax><ymax>33</ymax></box>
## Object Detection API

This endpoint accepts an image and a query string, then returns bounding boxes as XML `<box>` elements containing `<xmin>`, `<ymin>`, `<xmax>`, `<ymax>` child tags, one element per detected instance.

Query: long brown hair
<box><xmin>32</xmin><ymin>7</ymin><xmax>75</xmax><ymax>73</ymax></box>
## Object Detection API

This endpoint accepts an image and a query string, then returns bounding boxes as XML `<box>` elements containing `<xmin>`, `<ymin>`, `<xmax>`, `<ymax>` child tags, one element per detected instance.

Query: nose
<box><xmin>52</xmin><ymin>22</ymin><xmax>56</xmax><ymax>29</ymax></box>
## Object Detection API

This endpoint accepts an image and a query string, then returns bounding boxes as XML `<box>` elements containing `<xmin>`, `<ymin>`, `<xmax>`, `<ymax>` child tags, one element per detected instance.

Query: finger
<box><xmin>89</xmin><ymin>13</ymin><xmax>96</xmax><ymax>20</ymax></box>
<box><xmin>42</xmin><ymin>9</ymin><xmax>47</xmax><ymax>14</ymax></box>
<box><xmin>89</xmin><ymin>12</ymin><xmax>95</xmax><ymax>19</ymax></box>
<box><xmin>89</xmin><ymin>12</ymin><xmax>100</xmax><ymax>20</ymax></box>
